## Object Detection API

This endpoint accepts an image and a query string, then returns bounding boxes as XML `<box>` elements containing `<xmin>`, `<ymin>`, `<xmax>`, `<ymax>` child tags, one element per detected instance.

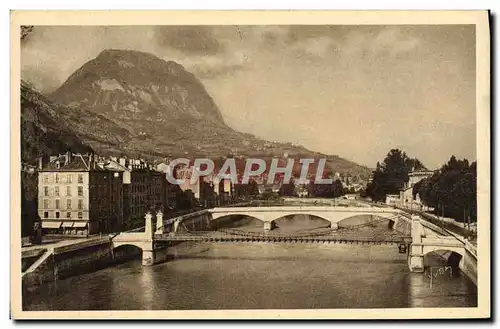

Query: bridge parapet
<box><xmin>408</xmin><ymin>214</ymin><xmax>466</xmax><ymax>272</ymax></box>
<box><xmin>210</xmin><ymin>206</ymin><xmax>405</xmax><ymax>213</ymax></box>
<box><xmin>110</xmin><ymin>212</ymin><xmax>168</xmax><ymax>266</ymax></box>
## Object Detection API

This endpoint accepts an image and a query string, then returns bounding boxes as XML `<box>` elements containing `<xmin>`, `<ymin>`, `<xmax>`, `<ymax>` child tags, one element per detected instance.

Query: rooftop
<box><xmin>41</xmin><ymin>153</ymin><xmax>104</xmax><ymax>172</ymax></box>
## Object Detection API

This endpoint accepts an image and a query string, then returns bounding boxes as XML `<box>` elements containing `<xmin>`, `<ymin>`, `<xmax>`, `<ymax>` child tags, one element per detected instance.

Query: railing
<box><xmin>52</xmin><ymin>236</ymin><xmax>110</xmax><ymax>255</ymax></box>
<box><xmin>160</xmin><ymin>232</ymin><xmax>411</xmax><ymax>244</ymax></box>
<box><xmin>218</xmin><ymin>228</ymin><xmax>334</xmax><ymax>238</ymax></box>
<box><xmin>164</xmin><ymin>209</ymin><xmax>210</xmax><ymax>225</ymax></box>
<box><xmin>464</xmin><ymin>239</ymin><xmax>478</xmax><ymax>258</ymax></box>
<box><xmin>159</xmin><ymin>224</ymin><xmax>411</xmax><ymax>243</ymax></box>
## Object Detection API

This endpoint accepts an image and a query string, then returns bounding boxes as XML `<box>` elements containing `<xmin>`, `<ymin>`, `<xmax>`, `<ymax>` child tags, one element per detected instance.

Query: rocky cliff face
<box><xmin>21</xmin><ymin>78</ymin><xmax>137</xmax><ymax>163</ymax></box>
<box><xmin>42</xmin><ymin>49</ymin><xmax>370</xmax><ymax>177</ymax></box>
<box><xmin>21</xmin><ymin>80</ymin><xmax>92</xmax><ymax>163</ymax></box>
<box><xmin>51</xmin><ymin>49</ymin><xmax>223</xmax><ymax>123</ymax></box>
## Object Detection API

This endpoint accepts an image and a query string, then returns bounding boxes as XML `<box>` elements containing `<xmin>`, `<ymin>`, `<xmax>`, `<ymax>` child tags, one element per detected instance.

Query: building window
<box><xmin>55</xmin><ymin>199</ymin><xmax>60</xmax><ymax>209</ymax></box>
<box><xmin>55</xmin><ymin>173</ymin><xmax>60</xmax><ymax>183</ymax></box>
<box><xmin>66</xmin><ymin>186</ymin><xmax>71</xmax><ymax>196</ymax></box>
<box><xmin>55</xmin><ymin>186</ymin><xmax>60</xmax><ymax>196</ymax></box>
<box><xmin>43</xmin><ymin>175</ymin><xmax>49</xmax><ymax>183</ymax></box>
<box><xmin>66</xmin><ymin>212</ymin><xmax>71</xmax><ymax>218</ymax></box>
<box><xmin>44</xmin><ymin>211</ymin><xmax>48</xmax><ymax>218</ymax></box>
<box><xmin>78</xmin><ymin>174</ymin><xmax>84</xmax><ymax>184</ymax></box>
<box><xmin>78</xmin><ymin>186</ymin><xmax>83</xmax><ymax>196</ymax></box>
<box><xmin>44</xmin><ymin>186</ymin><xmax>49</xmax><ymax>197</ymax></box>
<box><xmin>55</xmin><ymin>211</ymin><xmax>60</xmax><ymax>219</ymax></box>
<box><xmin>43</xmin><ymin>199</ymin><xmax>49</xmax><ymax>209</ymax></box>
<box><xmin>78</xmin><ymin>212</ymin><xmax>83</xmax><ymax>219</ymax></box>
<box><xmin>67</xmin><ymin>174</ymin><xmax>72</xmax><ymax>183</ymax></box>
<box><xmin>78</xmin><ymin>199</ymin><xmax>83</xmax><ymax>210</ymax></box>
<box><xmin>67</xmin><ymin>199</ymin><xmax>72</xmax><ymax>209</ymax></box>
<box><xmin>55</xmin><ymin>162</ymin><xmax>60</xmax><ymax>169</ymax></box>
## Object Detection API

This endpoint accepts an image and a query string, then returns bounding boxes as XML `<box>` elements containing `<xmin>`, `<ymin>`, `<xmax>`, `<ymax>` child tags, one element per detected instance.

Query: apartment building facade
<box><xmin>38</xmin><ymin>152</ymin><xmax>123</xmax><ymax>235</ymax></box>
<box><xmin>122</xmin><ymin>168</ymin><xmax>165</xmax><ymax>229</ymax></box>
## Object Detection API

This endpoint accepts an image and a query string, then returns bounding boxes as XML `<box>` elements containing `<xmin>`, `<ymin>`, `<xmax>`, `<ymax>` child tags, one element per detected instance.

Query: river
<box><xmin>22</xmin><ymin>215</ymin><xmax>477</xmax><ymax>310</ymax></box>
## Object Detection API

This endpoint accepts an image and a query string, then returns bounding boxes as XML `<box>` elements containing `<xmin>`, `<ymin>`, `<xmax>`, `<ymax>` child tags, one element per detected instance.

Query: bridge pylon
<box><xmin>145</xmin><ymin>212</ymin><xmax>154</xmax><ymax>238</ymax></box>
<box><xmin>264</xmin><ymin>221</ymin><xmax>272</xmax><ymax>231</ymax></box>
<box><xmin>408</xmin><ymin>215</ymin><xmax>424</xmax><ymax>272</ymax></box>
<box><xmin>155</xmin><ymin>211</ymin><xmax>164</xmax><ymax>235</ymax></box>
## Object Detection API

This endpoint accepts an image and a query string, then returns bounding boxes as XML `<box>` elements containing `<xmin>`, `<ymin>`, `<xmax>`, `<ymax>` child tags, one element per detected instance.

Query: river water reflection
<box><xmin>23</xmin><ymin>241</ymin><xmax>477</xmax><ymax>310</ymax></box>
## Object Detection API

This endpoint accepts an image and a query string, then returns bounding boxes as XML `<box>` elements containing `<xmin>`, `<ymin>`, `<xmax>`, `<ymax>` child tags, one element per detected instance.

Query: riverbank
<box><xmin>23</xmin><ymin>209</ymin><xmax>477</xmax><ymax>290</ymax></box>
<box><xmin>22</xmin><ymin>242</ymin><xmax>477</xmax><ymax>310</ymax></box>
<box><xmin>22</xmin><ymin>237</ymin><xmax>140</xmax><ymax>290</ymax></box>
<box><xmin>392</xmin><ymin>205</ymin><xmax>478</xmax><ymax>285</ymax></box>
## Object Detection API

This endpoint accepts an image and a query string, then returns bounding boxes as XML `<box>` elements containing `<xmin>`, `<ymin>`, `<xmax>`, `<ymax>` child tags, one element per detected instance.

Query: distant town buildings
<box><xmin>400</xmin><ymin>170</ymin><xmax>435</xmax><ymax>204</ymax></box>
<box><xmin>384</xmin><ymin>170</ymin><xmax>435</xmax><ymax>207</ymax></box>
<box><xmin>37</xmin><ymin>153</ymin><xmax>170</xmax><ymax>235</ymax></box>
<box><xmin>32</xmin><ymin>151</ymin><xmax>367</xmax><ymax>236</ymax></box>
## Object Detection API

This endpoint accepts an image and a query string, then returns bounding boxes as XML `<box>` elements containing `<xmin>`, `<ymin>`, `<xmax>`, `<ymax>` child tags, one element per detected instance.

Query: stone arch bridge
<box><xmin>111</xmin><ymin>206</ymin><xmax>467</xmax><ymax>273</ymax></box>
<box><xmin>208</xmin><ymin>206</ymin><xmax>405</xmax><ymax>231</ymax></box>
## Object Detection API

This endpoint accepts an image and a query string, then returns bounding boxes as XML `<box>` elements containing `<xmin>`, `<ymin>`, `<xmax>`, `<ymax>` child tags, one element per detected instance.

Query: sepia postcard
<box><xmin>10</xmin><ymin>10</ymin><xmax>490</xmax><ymax>320</ymax></box>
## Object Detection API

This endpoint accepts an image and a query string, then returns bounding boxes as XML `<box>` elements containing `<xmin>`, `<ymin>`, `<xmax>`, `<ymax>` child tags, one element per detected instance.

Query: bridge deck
<box><xmin>155</xmin><ymin>230</ymin><xmax>412</xmax><ymax>245</ymax></box>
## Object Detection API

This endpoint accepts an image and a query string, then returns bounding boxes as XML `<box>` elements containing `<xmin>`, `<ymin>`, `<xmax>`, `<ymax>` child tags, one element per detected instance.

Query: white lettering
<box><xmin>297</xmin><ymin>158</ymin><xmax>314</xmax><ymax>184</ymax></box>
<box><xmin>267</xmin><ymin>158</ymin><xmax>294</xmax><ymax>184</ymax></box>
<box><xmin>192</xmin><ymin>159</ymin><xmax>215</xmax><ymax>184</ymax></box>
<box><xmin>217</xmin><ymin>158</ymin><xmax>238</xmax><ymax>184</ymax></box>
<box><xmin>314</xmin><ymin>159</ymin><xmax>333</xmax><ymax>184</ymax></box>
<box><xmin>242</xmin><ymin>159</ymin><xmax>266</xmax><ymax>184</ymax></box>
<box><xmin>166</xmin><ymin>158</ymin><xmax>190</xmax><ymax>185</ymax></box>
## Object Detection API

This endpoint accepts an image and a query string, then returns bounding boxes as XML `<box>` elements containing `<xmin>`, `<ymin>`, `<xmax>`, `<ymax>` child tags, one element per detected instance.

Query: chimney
<box><xmin>88</xmin><ymin>153</ymin><xmax>93</xmax><ymax>170</ymax></box>
<box><xmin>119</xmin><ymin>157</ymin><xmax>126</xmax><ymax>167</ymax></box>
<box><xmin>38</xmin><ymin>156</ymin><xmax>43</xmax><ymax>170</ymax></box>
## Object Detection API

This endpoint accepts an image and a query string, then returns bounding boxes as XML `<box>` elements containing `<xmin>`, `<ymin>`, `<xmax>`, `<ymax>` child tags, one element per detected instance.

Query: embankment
<box><xmin>22</xmin><ymin>237</ymin><xmax>141</xmax><ymax>290</ymax></box>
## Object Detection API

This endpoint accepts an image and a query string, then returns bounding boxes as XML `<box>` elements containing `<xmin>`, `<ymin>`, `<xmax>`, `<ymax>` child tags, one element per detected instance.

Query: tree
<box><xmin>247</xmin><ymin>179</ymin><xmax>260</xmax><ymax>196</ymax></box>
<box><xmin>366</xmin><ymin>150</ymin><xmax>407</xmax><ymax>201</ymax></box>
<box><xmin>259</xmin><ymin>188</ymin><xmax>281</xmax><ymax>201</ymax></box>
<box><xmin>279</xmin><ymin>178</ymin><xmax>297</xmax><ymax>197</ymax></box>
<box><xmin>332</xmin><ymin>179</ymin><xmax>344</xmax><ymax>198</ymax></box>
<box><xmin>365</xmin><ymin>149</ymin><xmax>429</xmax><ymax>202</ymax></box>
<box><xmin>413</xmin><ymin>156</ymin><xmax>476</xmax><ymax>223</ymax></box>
<box><xmin>307</xmin><ymin>177</ymin><xmax>344</xmax><ymax>198</ymax></box>
<box><xmin>406</xmin><ymin>158</ymin><xmax>428</xmax><ymax>171</ymax></box>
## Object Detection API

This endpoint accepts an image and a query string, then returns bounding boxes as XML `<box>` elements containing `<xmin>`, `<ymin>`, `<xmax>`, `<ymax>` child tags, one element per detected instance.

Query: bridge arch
<box><xmin>272</xmin><ymin>213</ymin><xmax>333</xmax><ymax>231</ymax></box>
<box><xmin>210</xmin><ymin>213</ymin><xmax>267</xmax><ymax>230</ymax></box>
<box><xmin>336</xmin><ymin>213</ymin><xmax>396</xmax><ymax>229</ymax></box>
<box><xmin>422</xmin><ymin>246</ymin><xmax>465</xmax><ymax>268</ymax></box>
<box><xmin>111</xmin><ymin>243</ymin><xmax>143</xmax><ymax>261</ymax></box>
<box><xmin>271</xmin><ymin>213</ymin><xmax>333</xmax><ymax>225</ymax></box>
<box><xmin>112</xmin><ymin>241</ymin><xmax>147</xmax><ymax>251</ymax></box>
<box><xmin>211</xmin><ymin>212</ymin><xmax>267</xmax><ymax>222</ymax></box>
<box><xmin>207</xmin><ymin>207</ymin><xmax>404</xmax><ymax>232</ymax></box>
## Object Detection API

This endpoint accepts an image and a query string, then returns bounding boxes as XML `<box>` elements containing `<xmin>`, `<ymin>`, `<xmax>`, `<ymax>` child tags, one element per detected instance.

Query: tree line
<box><xmin>413</xmin><ymin>156</ymin><xmax>476</xmax><ymax>223</ymax></box>
<box><xmin>363</xmin><ymin>149</ymin><xmax>476</xmax><ymax>223</ymax></box>
<box><xmin>363</xmin><ymin>149</ymin><xmax>427</xmax><ymax>201</ymax></box>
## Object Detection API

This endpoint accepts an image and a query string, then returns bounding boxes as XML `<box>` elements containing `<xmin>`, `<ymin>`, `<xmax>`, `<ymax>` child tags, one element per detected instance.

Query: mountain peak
<box><xmin>97</xmin><ymin>48</ymin><xmax>187</xmax><ymax>73</ymax></box>
<box><xmin>43</xmin><ymin>49</ymin><xmax>371</xmax><ymax>178</ymax></box>
<box><xmin>50</xmin><ymin>49</ymin><xmax>223</xmax><ymax>122</ymax></box>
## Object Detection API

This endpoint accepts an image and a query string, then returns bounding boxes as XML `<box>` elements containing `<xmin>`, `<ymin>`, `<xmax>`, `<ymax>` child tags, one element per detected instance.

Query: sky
<box><xmin>21</xmin><ymin>25</ymin><xmax>476</xmax><ymax>169</ymax></box>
